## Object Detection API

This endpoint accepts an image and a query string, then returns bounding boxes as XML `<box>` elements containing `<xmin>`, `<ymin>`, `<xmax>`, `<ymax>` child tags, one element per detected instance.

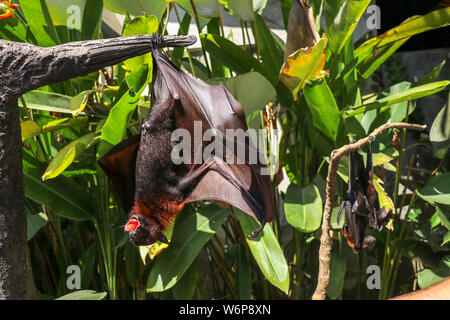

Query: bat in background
<box><xmin>99</xmin><ymin>43</ymin><xmax>275</xmax><ymax>246</ymax></box>
<box><xmin>338</xmin><ymin>136</ymin><xmax>393</xmax><ymax>253</ymax></box>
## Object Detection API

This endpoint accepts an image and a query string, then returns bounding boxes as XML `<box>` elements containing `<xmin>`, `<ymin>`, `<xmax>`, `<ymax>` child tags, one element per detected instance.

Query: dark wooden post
<box><xmin>0</xmin><ymin>34</ymin><xmax>195</xmax><ymax>299</ymax></box>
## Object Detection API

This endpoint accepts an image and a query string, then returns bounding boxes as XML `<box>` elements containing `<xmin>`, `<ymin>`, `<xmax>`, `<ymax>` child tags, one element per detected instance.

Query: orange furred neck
<box><xmin>130</xmin><ymin>197</ymin><xmax>185</xmax><ymax>231</ymax></box>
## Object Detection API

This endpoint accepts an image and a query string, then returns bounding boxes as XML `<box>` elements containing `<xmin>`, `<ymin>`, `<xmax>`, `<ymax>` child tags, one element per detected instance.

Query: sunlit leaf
<box><xmin>56</xmin><ymin>290</ymin><xmax>107</xmax><ymax>300</ymax></box>
<box><xmin>327</xmin><ymin>251</ymin><xmax>346</xmax><ymax>299</ymax></box>
<box><xmin>122</xmin><ymin>15</ymin><xmax>159</xmax><ymax>71</ymax></box>
<box><xmin>104</xmin><ymin>0</ymin><xmax>166</xmax><ymax>21</ymax></box>
<box><xmin>42</xmin><ymin>132</ymin><xmax>99</xmax><ymax>180</ymax></box>
<box><xmin>280</xmin><ymin>36</ymin><xmax>327</xmax><ymax>96</ymax></box>
<box><xmin>303</xmin><ymin>78</ymin><xmax>341</xmax><ymax>141</ymax></box>
<box><xmin>285</xmin><ymin>183</ymin><xmax>323</xmax><ymax>233</ymax></box>
<box><xmin>235</xmin><ymin>209</ymin><xmax>290</xmax><ymax>294</ymax></box>
<box><xmin>70</xmin><ymin>90</ymin><xmax>90</xmax><ymax>117</ymax></box>
<box><xmin>355</xmin><ymin>8</ymin><xmax>450</xmax><ymax>58</ymax></box>
<box><xmin>346</xmin><ymin>81</ymin><xmax>450</xmax><ymax>117</ymax></box>
<box><xmin>147</xmin><ymin>205</ymin><xmax>229</xmax><ymax>292</ymax></box>
<box><xmin>417</xmin><ymin>173</ymin><xmax>450</xmax><ymax>206</ymax></box>
<box><xmin>208</xmin><ymin>72</ymin><xmax>276</xmax><ymax>114</ymax></box>
<box><xmin>27</xmin><ymin>212</ymin><xmax>48</xmax><ymax>241</ymax></box>
<box><xmin>327</xmin><ymin>0</ymin><xmax>371</xmax><ymax>54</ymax></box>
<box><xmin>430</xmin><ymin>94</ymin><xmax>450</xmax><ymax>159</ymax></box>
<box><xmin>21</xmin><ymin>121</ymin><xmax>42</xmax><ymax>141</ymax></box>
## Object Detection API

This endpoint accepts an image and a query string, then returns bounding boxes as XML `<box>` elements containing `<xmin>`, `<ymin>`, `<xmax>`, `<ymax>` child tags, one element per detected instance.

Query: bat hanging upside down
<box><xmin>338</xmin><ymin>136</ymin><xmax>393</xmax><ymax>253</ymax></box>
<box><xmin>99</xmin><ymin>35</ymin><xmax>275</xmax><ymax>246</ymax></box>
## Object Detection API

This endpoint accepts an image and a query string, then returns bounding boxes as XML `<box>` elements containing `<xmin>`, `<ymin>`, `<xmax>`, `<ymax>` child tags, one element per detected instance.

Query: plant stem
<box><xmin>253</xmin><ymin>12</ymin><xmax>261</xmax><ymax>60</ymax></box>
<box><xmin>216</xmin><ymin>0</ymin><xmax>225</xmax><ymax>37</ymax></box>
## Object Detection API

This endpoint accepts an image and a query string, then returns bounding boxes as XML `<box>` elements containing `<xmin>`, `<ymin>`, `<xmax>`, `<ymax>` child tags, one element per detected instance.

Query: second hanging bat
<box><xmin>99</xmin><ymin>40</ymin><xmax>275</xmax><ymax>246</ymax></box>
<box><xmin>338</xmin><ymin>136</ymin><xmax>393</xmax><ymax>253</ymax></box>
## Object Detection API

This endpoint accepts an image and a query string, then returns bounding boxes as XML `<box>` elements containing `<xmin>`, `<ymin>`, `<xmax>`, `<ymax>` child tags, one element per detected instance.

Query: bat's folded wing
<box><xmin>185</xmin><ymin>160</ymin><xmax>275</xmax><ymax>226</ymax></box>
<box><xmin>152</xmin><ymin>49</ymin><xmax>275</xmax><ymax>229</ymax></box>
<box><xmin>98</xmin><ymin>134</ymin><xmax>140</xmax><ymax>214</ymax></box>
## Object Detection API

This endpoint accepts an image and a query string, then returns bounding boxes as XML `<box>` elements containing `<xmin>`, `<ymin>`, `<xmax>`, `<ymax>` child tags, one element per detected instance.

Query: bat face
<box><xmin>125</xmin><ymin>214</ymin><xmax>169</xmax><ymax>246</ymax></box>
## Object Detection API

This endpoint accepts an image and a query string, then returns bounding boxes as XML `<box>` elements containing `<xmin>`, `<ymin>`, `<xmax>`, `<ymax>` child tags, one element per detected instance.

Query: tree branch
<box><xmin>312</xmin><ymin>122</ymin><xmax>427</xmax><ymax>300</ymax></box>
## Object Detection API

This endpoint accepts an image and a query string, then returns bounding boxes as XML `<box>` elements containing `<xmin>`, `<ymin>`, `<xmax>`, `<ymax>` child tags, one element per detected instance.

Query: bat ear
<box><xmin>158</xmin><ymin>233</ymin><xmax>169</xmax><ymax>244</ymax></box>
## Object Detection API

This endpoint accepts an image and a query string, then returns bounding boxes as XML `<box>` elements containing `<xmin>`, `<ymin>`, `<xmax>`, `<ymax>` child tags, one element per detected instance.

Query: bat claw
<box><xmin>249</xmin><ymin>219</ymin><xmax>266</xmax><ymax>238</ymax></box>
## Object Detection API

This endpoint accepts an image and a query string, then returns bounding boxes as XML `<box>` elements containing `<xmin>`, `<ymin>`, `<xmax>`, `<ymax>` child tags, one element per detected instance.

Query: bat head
<box><xmin>124</xmin><ymin>214</ymin><xmax>169</xmax><ymax>246</ymax></box>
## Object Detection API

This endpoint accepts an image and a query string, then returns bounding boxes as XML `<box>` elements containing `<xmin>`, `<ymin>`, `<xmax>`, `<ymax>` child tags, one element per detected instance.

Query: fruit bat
<box><xmin>99</xmin><ymin>44</ymin><xmax>275</xmax><ymax>246</ymax></box>
<box><xmin>337</xmin><ymin>136</ymin><xmax>392</xmax><ymax>253</ymax></box>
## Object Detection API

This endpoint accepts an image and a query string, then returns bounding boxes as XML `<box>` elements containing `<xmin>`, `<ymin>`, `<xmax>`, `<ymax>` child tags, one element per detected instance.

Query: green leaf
<box><xmin>147</xmin><ymin>205</ymin><xmax>229</xmax><ymax>292</ymax></box>
<box><xmin>100</xmin><ymin>64</ymin><xmax>151</xmax><ymax>150</ymax></box>
<box><xmin>327</xmin><ymin>251</ymin><xmax>346</xmax><ymax>299</ymax></box>
<box><xmin>285</xmin><ymin>183</ymin><xmax>323</xmax><ymax>233</ymax></box>
<box><xmin>70</xmin><ymin>91</ymin><xmax>90</xmax><ymax>117</ymax></box>
<box><xmin>27</xmin><ymin>212</ymin><xmax>48</xmax><ymax>241</ymax></box>
<box><xmin>42</xmin><ymin>132</ymin><xmax>99</xmax><ymax>180</ymax></box>
<box><xmin>228</xmin><ymin>0</ymin><xmax>268</xmax><ymax>21</ymax></box>
<box><xmin>418</xmin><ymin>256</ymin><xmax>450</xmax><ymax>289</ymax></box>
<box><xmin>417</xmin><ymin>269</ymin><xmax>445</xmax><ymax>290</ymax></box>
<box><xmin>171</xmin><ymin>12</ymin><xmax>192</xmax><ymax>67</ymax></box>
<box><xmin>443</xmin><ymin>231</ymin><xmax>450</xmax><ymax>246</ymax></box>
<box><xmin>79</xmin><ymin>245</ymin><xmax>96</xmax><ymax>289</ymax></box>
<box><xmin>104</xmin><ymin>0</ymin><xmax>167</xmax><ymax>21</ymax></box>
<box><xmin>330</xmin><ymin>206</ymin><xmax>344</xmax><ymax>229</ymax></box>
<box><xmin>389</xmin><ymin>82</ymin><xmax>415</xmax><ymax>123</ymax></box>
<box><xmin>175</xmin><ymin>0</ymin><xmax>218</xmax><ymax>19</ymax></box>
<box><xmin>416</xmin><ymin>173</ymin><xmax>450</xmax><ymax>206</ymax></box>
<box><xmin>20</xmin><ymin>91</ymin><xmax>74</xmax><ymax>114</ymax></box>
<box><xmin>355</xmin><ymin>8</ymin><xmax>450</xmax><ymax>58</ymax></box>
<box><xmin>173</xmin><ymin>260</ymin><xmax>198</xmax><ymax>300</ymax></box>
<box><xmin>327</xmin><ymin>0</ymin><xmax>371</xmax><ymax>54</ymax></box>
<box><xmin>324</xmin><ymin>0</ymin><xmax>346</xmax><ymax>31</ymax></box>
<box><xmin>81</xmin><ymin>0</ymin><xmax>103</xmax><ymax>40</ymax></box>
<box><xmin>235</xmin><ymin>243</ymin><xmax>252</xmax><ymax>299</ymax></box>
<box><xmin>235</xmin><ymin>209</ymin><xmax>290</xmax><ymax>294</ymax></box>
<box><xmin>252</xmin><ymin>13</ymin><xmax>283</xmax><ymax>75</ymax></box>
<box><xmin>22</xmin><ymin>117</ymin><xmax>89</xmax><ymax>142</ymax></box>
<box><xmin>201</xmin><ymin>33</ymin><xmax>278</xmax><ymax>86</ymax></box>
<box><xmin>21</xmin><ymin>121</ymin><xmax>42</xmax><ymax>141</ymax></box>
<box><xmin>124</xmin><ymin>242</ymin><xmax>140</xmax><ymax>286</ymax></box>
<box><xmin>436</xmin><ymin>205</ymin><xmax>450</xmax><ymax>230</ymax></box>
<box><xmin>358</xmin><ymin>37</ymin><xmax>410</xmax><ymax>79</ymax></box>
<box><xmin>56</xmin><ymin>290</ymin><xmax>107</xmax><ymax>300</ymax></box>
<box><xmin>280</xmin><ymin>36</ymin><xmax>327</xmax><ymax>96</ymax></box>
<box><xmin>304</xmin><ymin>79</ymin><xmax>342</xmax><ymax>141</ymax></box>
<box><xmin>20</xmin><ymin>0</ymin><xmax>60</xmax><ymax>46</ymax></box>
<box><xmin>121</xmin><ymin>15</ymin><xmax>159</xmax><ymax>71</ymax></box>
<box><xmin>416</xmin><ymin>60</ymin><xmax>446</xmax><ymax>87</ymax></box>
<box><xmin>208</xmin><ymin>72</ymin><xmax>276</xmax><ymax>114</ymax></box>
<box><xmin>228</xmin><ymin>0</ymin><xmax>253</xmax><ymax>21</ymax></box>
<box><xmin>346</xmin><ymin>81</ymin><xmax>450</xmax><ymax>117</ymax></box>
<box><xmin>430</xmin><ymin>94</ymin><xmax>450</xmax><ymax>159</ymax></box>
<box><xmin>24</xmin><ymin>167</ymin><xmax>94</xmax><ymax>221</ymax></box>
<box><xmin>0</xmin><ymin>13</ymin><xmax>34</xmax><ymax>43</ymax></box>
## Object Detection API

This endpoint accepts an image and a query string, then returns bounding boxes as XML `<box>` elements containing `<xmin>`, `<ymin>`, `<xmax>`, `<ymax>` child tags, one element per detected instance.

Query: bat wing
<box><xmin>151</xmin><ymin>49</ymin><xmax>275</xmax><ymax>227</ymax></box>
<box><xmin>98</xmin><ymin>134</ymin><xmax>140</xmax><ymax>214</ymax></box>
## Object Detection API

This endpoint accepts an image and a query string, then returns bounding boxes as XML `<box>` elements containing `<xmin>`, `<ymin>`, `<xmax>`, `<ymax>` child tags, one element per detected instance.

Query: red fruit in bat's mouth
<box><xmin>124</xmin><ymin>217</ymin><xmax>140</xmax><ymax>232</ymax></box>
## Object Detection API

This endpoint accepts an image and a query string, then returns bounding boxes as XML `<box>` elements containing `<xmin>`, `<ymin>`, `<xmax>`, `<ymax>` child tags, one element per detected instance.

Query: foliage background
<box><xmin>1</xmin><ymin>0</ymin><xmax>449</xmax><ymax>300</ymax></box>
